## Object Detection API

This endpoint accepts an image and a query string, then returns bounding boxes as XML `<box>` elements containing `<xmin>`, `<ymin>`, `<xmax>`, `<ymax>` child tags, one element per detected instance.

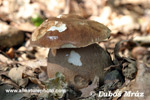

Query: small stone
<box><xmin>104</xmin><ymin>70</ymin><xmax>124</xmax><ymax>90</ymax></box>
<box><xmin>0</xmin><ymin>23</ymin><xmax>24</xmax><ymax>49</ymax></box>
<box><xmin>122</xmin><ymin>62</ymin><xmax>137</xmax><ymax>80</ymax></box>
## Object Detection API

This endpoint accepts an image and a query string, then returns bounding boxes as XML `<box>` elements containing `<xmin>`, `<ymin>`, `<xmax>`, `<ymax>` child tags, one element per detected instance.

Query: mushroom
<box><xmin>30</xmin><ymin>14</ymin><xmax>113</xmax><ymax>89</ymax></box>
<box><xmin>31</xmin><ymin>14</ymin><xmax>110</xmax><ymax>56</ymax></box>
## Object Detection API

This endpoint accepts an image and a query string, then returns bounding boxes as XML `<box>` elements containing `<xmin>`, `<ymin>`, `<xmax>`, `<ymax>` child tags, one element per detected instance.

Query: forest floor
<box><xmin>0</xmin><ymin>0</ymin><xmax>150</xmax><ymax>100</ymax></box>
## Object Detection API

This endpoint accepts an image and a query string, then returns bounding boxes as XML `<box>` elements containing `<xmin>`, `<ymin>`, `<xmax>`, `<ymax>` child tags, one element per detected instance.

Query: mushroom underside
<box><xmin>47</xmin><ymin>43</ymin><xmax>113</xmax><ymax>89</ymax></box>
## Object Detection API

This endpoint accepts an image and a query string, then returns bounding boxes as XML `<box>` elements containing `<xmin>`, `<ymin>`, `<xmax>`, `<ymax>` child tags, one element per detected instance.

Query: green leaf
<box><xmin>31</xmin><ymin>15</ymin><xmax>44</xmax><ymax>26</ymax></box>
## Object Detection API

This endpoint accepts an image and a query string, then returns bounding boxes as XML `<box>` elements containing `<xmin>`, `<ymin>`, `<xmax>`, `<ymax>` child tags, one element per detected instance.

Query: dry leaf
<box><xmin>0</xmin><ymin>75</ymin><xmax>19</xmax><ymax>89</ymax></box>
<box><xmin>80</xmin><ymin>76</ymin><xmax>99</xmax><ymax>97</ymax></box>
<box><xmin>28</xmin><ymin>77</ymin><xmax>45</xmax><ymax>89</ymax></box>
<box><xmin>116</xmin><ymin>62</ymin><xmax>150</xmax><ymax>100</ymax></box>
<box><xmin>6</xmin><ymin>48</ymin><xmax>15</xmax><ymax>59</ymax></box>
<box><xmin>8</xmin><ymin>66</ymin><xmax>28</xmax><ymax>87</ymax></box>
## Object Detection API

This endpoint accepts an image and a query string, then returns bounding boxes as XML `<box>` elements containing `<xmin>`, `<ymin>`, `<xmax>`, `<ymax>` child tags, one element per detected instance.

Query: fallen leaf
<box><xmin>6</xmin><ymin>48</ymin><xmax>15</xmax><ymax>59</ymax></box>
<box><xmin>117</xmin><ymin>62</ymin><xmax>150</xmax><ymax>100</ymax></box>
<box><xmin>28</xmin><ymin>77</ymin><xmax>45</xmax><ymax>89</ymax></box>
<box><xmin>8</xmin><ymin>66</ymin><xmax>28</xmax><ymax>87</ymax></box>
<box><xmin>80</xmin><ymin>76</ymin><xmax>99</xmax><ymax>97</ymax></box>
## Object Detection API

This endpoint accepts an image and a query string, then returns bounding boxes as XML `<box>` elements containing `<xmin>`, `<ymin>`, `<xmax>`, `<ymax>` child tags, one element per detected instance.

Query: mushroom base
<box><xmin>47</xmin><ymin>44</ymin><xmax>113</xmax><ymax>89</ymax></box>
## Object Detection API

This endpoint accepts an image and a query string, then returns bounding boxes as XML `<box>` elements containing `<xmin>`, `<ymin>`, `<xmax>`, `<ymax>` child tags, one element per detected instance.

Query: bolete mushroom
<box><xmin>30</xmin><ymin>14</ymin><xmax>113</xmax><ymax>89</ymax></box>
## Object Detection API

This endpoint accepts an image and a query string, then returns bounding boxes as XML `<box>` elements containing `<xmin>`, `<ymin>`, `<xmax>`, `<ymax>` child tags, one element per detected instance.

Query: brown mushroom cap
<box><xmin>31</xmin><ymin>14</ymin><xmax>111</xmax><ymax>49</ymax></box>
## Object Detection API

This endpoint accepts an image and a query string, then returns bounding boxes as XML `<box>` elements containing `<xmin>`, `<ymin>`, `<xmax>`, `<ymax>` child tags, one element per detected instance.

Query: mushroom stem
<box><xmin>47</xmin><ymin>44</ymin><xmax>113</xmax><ymax>89</ymax></box>
<box><xmin>51</xmin><ymin>49</ymin><xmax>57</xmax><ymax>56</ymax></box>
